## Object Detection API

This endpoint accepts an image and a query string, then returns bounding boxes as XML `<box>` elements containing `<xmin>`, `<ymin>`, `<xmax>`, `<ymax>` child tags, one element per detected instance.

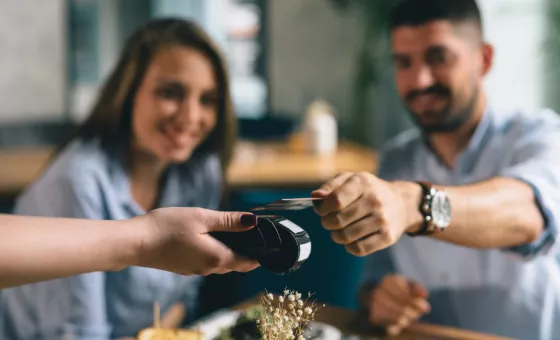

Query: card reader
<box><xmin>210</xmin><ymin>215</ymin><xmax>311</xmax><ymax>275</ymax></box>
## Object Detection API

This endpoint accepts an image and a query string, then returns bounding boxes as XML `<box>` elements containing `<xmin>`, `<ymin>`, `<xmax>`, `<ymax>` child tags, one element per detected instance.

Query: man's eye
<box><xmin>427</xmin><ymin>51</ymin><xmax>451</xmax><ymax>65</ymax></box>
<box><xmin>393</xmin><ymin>57</ymin><xmax>411</xmax><ymax>70</ymax></box>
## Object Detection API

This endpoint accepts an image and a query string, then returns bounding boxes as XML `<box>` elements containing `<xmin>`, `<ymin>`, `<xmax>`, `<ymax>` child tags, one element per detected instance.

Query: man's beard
<box><xmin>405</xmin><ymin>84</ymin><xmax>478</xmax><ymax>134</ymax></box>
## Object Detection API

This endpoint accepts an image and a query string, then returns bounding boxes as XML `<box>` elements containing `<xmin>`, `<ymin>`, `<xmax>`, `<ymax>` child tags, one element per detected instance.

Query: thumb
<box><xmin>203</xmin><ymin>210</ymin><xmax>258</xmax><ymax>233</ymax></box>
<box><xmin>409</xmin><ymin>281</ymin><xmax>428</xmax><ymax>299</ymax></box>
<box><xmin>312</xmin><ymin>172</ymin><xmax>354</xmax><ymax>197</ymax></box>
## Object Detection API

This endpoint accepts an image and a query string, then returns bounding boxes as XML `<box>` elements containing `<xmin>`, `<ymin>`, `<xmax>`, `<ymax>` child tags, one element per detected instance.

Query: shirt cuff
<box><xmin>501</xmin><ymin>176</ymin><xmax>557</xmax><ymax>259</ymax></box>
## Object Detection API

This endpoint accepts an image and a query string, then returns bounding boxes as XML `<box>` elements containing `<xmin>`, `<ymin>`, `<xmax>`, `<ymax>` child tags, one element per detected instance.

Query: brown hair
<box><xmin>64</xmin><ymin>18</ymin><xmax>236</xmax><ymax>174</ymax></box>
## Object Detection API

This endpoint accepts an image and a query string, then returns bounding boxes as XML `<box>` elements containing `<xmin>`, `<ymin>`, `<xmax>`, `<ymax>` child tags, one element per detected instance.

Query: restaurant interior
<box><xmin>1</xmin><ymin>0</ymin><xmax>559</xmax><ymax>339</ymax></box>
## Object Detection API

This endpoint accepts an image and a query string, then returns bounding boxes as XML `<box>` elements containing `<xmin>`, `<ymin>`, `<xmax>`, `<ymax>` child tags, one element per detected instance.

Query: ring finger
<box><xmin>330</xmin><ymin>215</ymin><xmax>378</xmax><ymax>245</ymax></box>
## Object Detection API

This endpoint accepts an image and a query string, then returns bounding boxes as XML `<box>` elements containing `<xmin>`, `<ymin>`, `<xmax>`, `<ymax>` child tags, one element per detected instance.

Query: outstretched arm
<box><xmin>0</xmin><ymin>209</ymin><xmax>259</xmax><ymax>289</ymax></box>
<box><xmin>313</xmin><ymin>121</ymin><xmax>560</xmax><ymax>257</ymax></box>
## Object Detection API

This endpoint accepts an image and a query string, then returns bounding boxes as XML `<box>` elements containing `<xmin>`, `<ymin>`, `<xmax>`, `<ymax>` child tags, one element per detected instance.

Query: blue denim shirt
<box><xmin>361</xmin><ymin>107</ymin><xmax>560</xmax><ymax>340</ymax></box>
<box><xmin>0</xmin><ymin>138</ymin><xmax>223</xmax><ymax>339</ymax></box>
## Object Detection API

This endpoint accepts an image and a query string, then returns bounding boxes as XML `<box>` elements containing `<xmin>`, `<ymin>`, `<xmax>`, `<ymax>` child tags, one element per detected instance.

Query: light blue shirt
<box><xmin>0</xmin><ymin>138</ymin><xmax>223</xmax><ymax>339</ymax></box>
<box><xmin>362</xmin><ymin>107</ymin><xmax>560</xmax><ymax>340</ymax></box>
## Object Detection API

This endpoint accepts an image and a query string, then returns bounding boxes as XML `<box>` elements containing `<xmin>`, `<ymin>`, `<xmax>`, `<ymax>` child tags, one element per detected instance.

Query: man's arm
<box><xmin>313</xmin><ymin>112</ymin><xmax>560</xmax><ymax>257</ymax></box>
<box><xmin>0</xmin><ymin>209</ymin><xmax>259</xmax><ymax>289</ymax></box>
<box><xmin>396</xmin><ymin>177</ymin><xmax>543</xmax><ymax>249</ymax></box>
<box><xmin>313</xmin><ymin>169</ymin><xmax>556</xmax><ymax>256</ymax></box>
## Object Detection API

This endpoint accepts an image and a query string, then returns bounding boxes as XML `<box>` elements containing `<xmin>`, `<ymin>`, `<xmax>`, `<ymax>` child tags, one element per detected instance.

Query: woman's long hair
<box><xmin>60</xmin><ymin>18</ymin><xmax>236</xmax><ymax>175</ymax></box>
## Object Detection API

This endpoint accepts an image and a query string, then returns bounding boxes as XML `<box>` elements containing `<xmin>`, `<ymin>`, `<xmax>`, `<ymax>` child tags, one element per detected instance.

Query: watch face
<box><xmin>432</xmin><ymin>191</ymin><xmax>451</xmax><ymax>228</ymax></box>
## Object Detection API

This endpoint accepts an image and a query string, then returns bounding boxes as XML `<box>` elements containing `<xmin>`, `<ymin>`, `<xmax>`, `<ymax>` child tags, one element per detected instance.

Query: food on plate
<box><xmin>137</xmin><ymin>302</ymin><xmax>204</xmax><ymax>340</ymax></box>
<box><xmin>137</xmin><ymin>328</ymin><xmax>204</xmax><ymax>340</ymax></box>
<box><xmin>213</xmin><ymin>306</ymin><xmax>265</xmax><ymax>340</ymax></box>
<box><xmin>214</xmin><ymin>289</ymin><xmax>324</xmax><ymax>340</ymax></box>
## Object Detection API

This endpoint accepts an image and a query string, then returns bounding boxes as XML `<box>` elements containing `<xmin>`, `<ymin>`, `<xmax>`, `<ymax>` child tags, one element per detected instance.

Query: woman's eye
<box><xmin>156</xmin><ymin>87</ymin><xmax>183</xmax><ymax>100</ymax></box>
<box><xmin>200</xmin><ymin>94</ymin><xmax>218</xmax><ymax>107</ymax></box>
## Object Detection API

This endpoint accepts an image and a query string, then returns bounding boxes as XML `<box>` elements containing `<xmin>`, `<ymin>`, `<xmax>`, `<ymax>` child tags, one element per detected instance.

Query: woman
<box><xmin>1</xmin><ymin>18</ymin><xmax>236</xmax><ymax>339</ymax></box>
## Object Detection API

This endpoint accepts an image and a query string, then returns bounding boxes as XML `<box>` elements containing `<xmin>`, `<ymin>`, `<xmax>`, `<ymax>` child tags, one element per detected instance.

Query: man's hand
<box><xmin>368</xmin><ymin>274</ymin><xmax>431</xmax><ymax>336</ymax></box>
<box><xmin>132</xmin><ymin>207</ymin><xmax>260</xmax><ymax>276</ymax></box>
<box><xmin>312</xmin><ymin>172</ymin><xmax>422</xmax><ymax>256</ymax></box>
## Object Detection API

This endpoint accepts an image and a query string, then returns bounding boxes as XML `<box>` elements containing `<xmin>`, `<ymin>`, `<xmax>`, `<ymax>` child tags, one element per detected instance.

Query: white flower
<box><xmin>295</xmin><ymin>292</ymin><xmax>302</xmax><ymax>300</ymax></box>
<box><xmin>298</xmin><ymin>300</ymin><xmax>304</xmax><ymax>307</ymax></box>
<box><xmin>284</xmin><ymin>289</ymin><xmax>289</xmax><ymax>296</ymax></box>
<box><xmin>297</xmin><ymin>309</ymin><xmax>303</xmax><ymax>316</ymax></box>
<box><xmin>304</xmin><ymin>307</ymin><xmax>312</xmax><ymax>314</ymax></box>
<box><xmin>267</xmin><ymin>293</ymin><xmax>274</xmax><ymax>301</ymax></box>
<box><xmin>288</xmin><ymin>294</ymin><xmax>295</xmax><ymax>302</ymax></box>
<box><xmin>288</xmin><ymin>303</ymin><xmax>294</xmax><ymax>309</ymax></box>
<box><xmin>298</xmin><ymin>335</ymin><xmax>304</xmax><ymax>340</ymax></box>
<box><xmin>278</xmin><ymin>296</ymin><xmax>284</xmax><ymax>303</ymax></box>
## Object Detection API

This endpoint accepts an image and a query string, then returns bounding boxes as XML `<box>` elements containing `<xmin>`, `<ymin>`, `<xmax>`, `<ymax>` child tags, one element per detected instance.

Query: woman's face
<box><xmin>132</xmin><ymin>45</ymin><xmax>219</xmax><ymax>163</ymax></box>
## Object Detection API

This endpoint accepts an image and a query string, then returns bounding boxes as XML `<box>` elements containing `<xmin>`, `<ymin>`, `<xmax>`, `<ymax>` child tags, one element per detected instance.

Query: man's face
<box><xmin>391</xmin><ymin>20</ymin><xmax>490</xmax><ymax>133</ymax></box>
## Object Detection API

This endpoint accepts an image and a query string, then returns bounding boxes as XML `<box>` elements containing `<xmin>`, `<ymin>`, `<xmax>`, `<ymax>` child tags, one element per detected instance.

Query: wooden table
<box><xmin>0</xmin><ymin>140</ymin><xmax>378</xmax><ymax>197</ymax></box>
<box><xmin>233</xmin><ymin>298</ymin><xmax>513</xmax><ymax>340</ymax></box>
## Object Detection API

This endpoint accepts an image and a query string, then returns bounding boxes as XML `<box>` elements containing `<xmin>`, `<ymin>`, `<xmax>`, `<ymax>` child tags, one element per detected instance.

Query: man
<box><xmin>312</xmin><ymin>0</ymin><xmax>560</xmax><ymax>339</ymax></box>
<box><xmin>0</xmin><ymin>208</ymin><xmax>259</xmax><ymax>289</ymax></box>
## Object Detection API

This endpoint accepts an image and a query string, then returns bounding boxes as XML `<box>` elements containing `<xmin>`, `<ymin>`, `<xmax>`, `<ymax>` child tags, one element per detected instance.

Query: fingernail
<box><xmin>311</xmin><ymin>190</ymin><xmax>326</xmax><ymax>197</ymax></box>
<box><xmin>241</xmin><ymin>214</ymin><xmax>258</xmax><ymax>227</ymax></box>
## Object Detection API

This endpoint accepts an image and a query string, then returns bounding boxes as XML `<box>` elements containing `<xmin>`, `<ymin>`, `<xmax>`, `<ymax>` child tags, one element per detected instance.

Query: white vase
<box><xmin>303</xmin><ymin>100</ymin><xmax>338</xmax><ymax>155</ymax></box>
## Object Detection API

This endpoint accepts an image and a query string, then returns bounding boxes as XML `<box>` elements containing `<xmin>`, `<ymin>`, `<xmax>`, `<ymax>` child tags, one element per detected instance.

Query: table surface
<box><xmin>0</xmin><ymin>140</ymin><xmax>378</xmax><ymax>196</ymax></box>
<box><xmin>232</xmin><ymin>298</ymin><xmax>513</xmax><ymax>340</ymax></box>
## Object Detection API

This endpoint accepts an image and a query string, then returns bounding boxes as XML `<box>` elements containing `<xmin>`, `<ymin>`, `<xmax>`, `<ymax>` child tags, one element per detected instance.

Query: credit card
<box><xmin>250</xmin><ymin>198</ymin><xmax>323</xmax><ymax>211</ymax></box>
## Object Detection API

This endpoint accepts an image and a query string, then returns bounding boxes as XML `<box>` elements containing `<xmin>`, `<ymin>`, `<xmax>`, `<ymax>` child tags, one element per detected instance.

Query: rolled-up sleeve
<box><xmin>499</xmin><ymin>113</ymin><xmax>560</xmax><ymax>259</ymax></box>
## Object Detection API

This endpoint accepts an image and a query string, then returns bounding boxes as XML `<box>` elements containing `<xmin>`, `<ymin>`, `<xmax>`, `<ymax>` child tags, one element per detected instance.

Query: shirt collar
<box><xmin>418</xmin><ymin>105</ymin><xmax>494</xmax><ymax>172</ymax></box>
<box><xmin>107</xmin><ymin>145</ymin><xmax>193</xmax><ymax>213</ymax></box>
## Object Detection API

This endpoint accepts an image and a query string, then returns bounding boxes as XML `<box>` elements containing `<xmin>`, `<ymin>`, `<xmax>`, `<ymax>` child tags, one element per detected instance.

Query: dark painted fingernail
<box><xmin>241</xmin><ymin>214</ymin><xmax>258</xmax><ymax>227</ymax></box>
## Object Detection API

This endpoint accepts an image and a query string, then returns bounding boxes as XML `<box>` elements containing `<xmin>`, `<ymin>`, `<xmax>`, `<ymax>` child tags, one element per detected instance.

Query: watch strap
<box><xmin>406</xmin><ymin>181</ymin><xmax>435</xmax><ymax>236</ymax></box>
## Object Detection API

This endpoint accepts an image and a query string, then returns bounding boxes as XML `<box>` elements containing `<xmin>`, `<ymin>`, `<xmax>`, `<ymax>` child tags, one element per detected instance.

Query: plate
<box><xmin>303</xmin><ymin>321</ymin><xmax>342</xmax><ymax>339</ymax></box>
<box><xmin>188</xmin><ymin>309</ymin><xmax>379</xmax><ymax>340</ymax></box>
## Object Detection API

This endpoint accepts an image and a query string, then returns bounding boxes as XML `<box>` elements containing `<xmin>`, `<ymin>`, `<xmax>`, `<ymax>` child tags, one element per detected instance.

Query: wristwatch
<box><xmin>406</xmin><ymin>181</ymin><xmax>451</xmax><ymax>236</ymax></box>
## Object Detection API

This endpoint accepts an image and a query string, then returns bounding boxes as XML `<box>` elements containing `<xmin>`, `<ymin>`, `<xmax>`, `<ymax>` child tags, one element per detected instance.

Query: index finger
<box><xmin>314</xmin><ymin>174</ymin><xmax>363</xmax><ymax>216</ymax></box>
<box><xmin>312</xmin><ymin>172</ymin><xmax>353</xmax><ymax>198</ymax></box>
<box><xmin>379</xmin><ymin>276</ymin><xmax>412</xmax><ymax>305</ymax></box>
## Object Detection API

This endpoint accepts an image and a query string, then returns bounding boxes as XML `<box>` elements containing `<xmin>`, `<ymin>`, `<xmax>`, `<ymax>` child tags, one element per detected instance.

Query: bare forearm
<box><xmin>401</xmin><ymin>178</ymin><xmax>543</xmax><ymax>248</ymax></box>
<box><xmin>0</xmin><ymin>214</ymin><xmax>141</xmax><ymax>288</ymax></box>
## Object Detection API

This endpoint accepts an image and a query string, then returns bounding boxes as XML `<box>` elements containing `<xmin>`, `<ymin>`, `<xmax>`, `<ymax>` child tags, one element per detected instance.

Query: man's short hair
<box><xmin>389</xmin><ymin>0</ymin><xmax>483</xmax><ymax>34</ymax></box>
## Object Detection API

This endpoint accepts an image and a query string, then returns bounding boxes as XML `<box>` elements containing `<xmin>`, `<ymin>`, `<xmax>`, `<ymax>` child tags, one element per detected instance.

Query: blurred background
<box><xmin>0</xmin><ymin>0</ymin><xmax>559</xmax><ymax>317</ymax></box>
